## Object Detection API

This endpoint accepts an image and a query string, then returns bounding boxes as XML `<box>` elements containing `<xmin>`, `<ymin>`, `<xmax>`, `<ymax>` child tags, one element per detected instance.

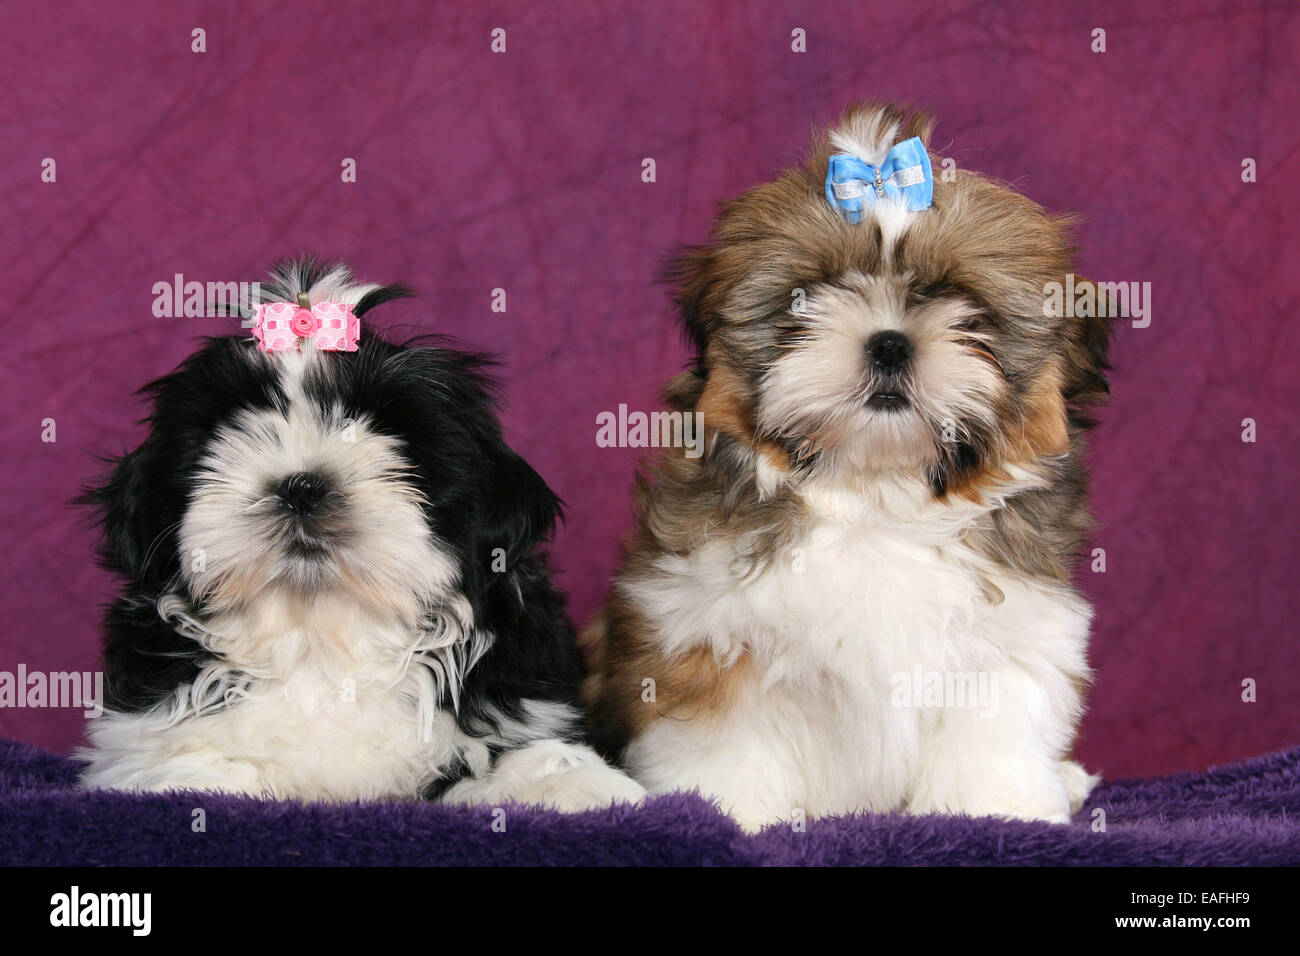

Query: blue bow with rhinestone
<box><xmin>825</xmin><ymin>137</ymin><xmax>933</xmax><ymax>222</ymax></box>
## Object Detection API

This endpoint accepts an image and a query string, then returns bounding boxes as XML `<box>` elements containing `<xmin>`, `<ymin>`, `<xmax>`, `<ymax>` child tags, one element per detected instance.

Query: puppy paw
<box><xmin>729</xmin><ymin>809</ymin><xmax>779</xmax><ymax>834</ymax></box>
<box><xmin>908</xmin><ymin>761</ymin><xmax>1074</xmax><ymax>824</ymax></box>
<box><xmin>442</xmin><ymin>739</ymin><xmax>646</xmax><ymax>813</ymax></box>
<box><xmin>1059</xmin><ymin>759</ymin><xmax>1101</xmax><ymax>815</ymax></box>
<box><xmin>907</xmin><ymin>795</ymin><xmax>1071</xmax><ymax>825</ymax></box>
<box><xmin>81</xmin><ymin>753</ymin><xmax>269</xmax><ymax>798</ymax></box>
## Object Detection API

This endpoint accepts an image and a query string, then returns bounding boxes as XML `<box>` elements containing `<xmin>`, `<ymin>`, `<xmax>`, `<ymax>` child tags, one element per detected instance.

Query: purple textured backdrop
<box><xmin>5</xmin><ymin>739</ymin><xmax>1300</xmax><ymax>865</ymax></box>
<box><xmin>0</xmin><ymin>0</ymin><xmax>1295</xmax><ymax>780</ymax></box>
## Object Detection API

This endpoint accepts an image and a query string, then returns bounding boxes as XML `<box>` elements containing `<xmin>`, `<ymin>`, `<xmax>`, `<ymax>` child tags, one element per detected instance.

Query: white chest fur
<box><xmin>80</xmin><ymin>591</ymin><xmax>481</xmax><ymax>800</ymax></box>
<box><xmin>622</xmin><ymin>477</ymin><xmax>1092</xmax><ymax>827</ymax></box>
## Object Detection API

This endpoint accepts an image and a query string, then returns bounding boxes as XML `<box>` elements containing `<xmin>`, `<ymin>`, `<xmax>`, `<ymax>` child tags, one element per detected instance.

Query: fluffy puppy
<box><xmin>582</xmin><ymin>102</ymin><xmax>1111</xmax><ymax>831</ymax></box>
<box><xmin>79</xmin><ymin>259</ymin><xmax>644</xmax><ymax>810</ymax></box>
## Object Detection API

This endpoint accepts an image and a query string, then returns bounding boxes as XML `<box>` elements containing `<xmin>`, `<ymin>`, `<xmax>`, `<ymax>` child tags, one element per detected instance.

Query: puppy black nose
<box><xmin>866</xmin><ymin>330</ymin><xmax>913</xmax><ymax>374</ymax></box>
<box><xmin>276</xmin><ymin>472</ymin><xmax>331</xmax><ymax>516</ymax></box>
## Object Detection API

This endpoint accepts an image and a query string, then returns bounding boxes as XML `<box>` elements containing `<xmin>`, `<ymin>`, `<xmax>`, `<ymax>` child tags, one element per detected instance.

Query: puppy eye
<box><xmin>906</xmin><ymin>280</ymin><xmax>960</xmax><ymax>309</ymax></box>
<box><xmin>952</xmin><ymin>313</ymin><xmax>990</xmax><ymax>332</ymax></box>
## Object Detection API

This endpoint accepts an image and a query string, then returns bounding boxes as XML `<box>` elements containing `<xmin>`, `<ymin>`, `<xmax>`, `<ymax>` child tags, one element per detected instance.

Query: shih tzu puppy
<box><xmin>79</xmin><ymin>258</ymin><xmax>644</xmax><ymax>810</ymax></box>
<box><xmin>582</xmin><ymin>101</ymin><xmax>1112</xmax><ymax>831</ymax></box>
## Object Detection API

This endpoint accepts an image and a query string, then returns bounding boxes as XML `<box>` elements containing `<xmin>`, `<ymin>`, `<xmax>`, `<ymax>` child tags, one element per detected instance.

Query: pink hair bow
<box><xmin>253</xmin><ymin>299</ymin><xmax>360</xmax><ymax>352</ymax></box>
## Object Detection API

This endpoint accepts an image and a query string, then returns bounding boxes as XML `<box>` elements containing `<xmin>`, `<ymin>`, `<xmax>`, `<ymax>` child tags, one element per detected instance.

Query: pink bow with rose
<box><xmin>253</xmin><ymin>299</ymin><xmax>360</xmax><ymax>352</ymax></box>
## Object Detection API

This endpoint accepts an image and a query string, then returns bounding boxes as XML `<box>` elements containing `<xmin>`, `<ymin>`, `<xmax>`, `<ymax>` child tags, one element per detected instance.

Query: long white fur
<box><xmin>622</xmin><ymin>474</ymin><xmax>1095</xmax><ymax>832</ymax></box>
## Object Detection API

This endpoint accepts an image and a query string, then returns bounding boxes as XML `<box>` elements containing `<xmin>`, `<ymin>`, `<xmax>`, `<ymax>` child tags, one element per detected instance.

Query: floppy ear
<box><xmin>666</xmin><ymin>245</ymin><xmax>722</xmax><ymax>360</ymax></box>
<box><xmin>81</xmin><ymin>437</ymin><xmax>180</xmax><ymax>590</ymax></box>
<box><xmin>474</xmin><ymin>439</ymin><xmax>562</xmax><ymax>574</ymax></box>
<box><xmin>1059</xmin><ymin>278</ymin><xmax>1114</xmax><ymax>426</ymax></box>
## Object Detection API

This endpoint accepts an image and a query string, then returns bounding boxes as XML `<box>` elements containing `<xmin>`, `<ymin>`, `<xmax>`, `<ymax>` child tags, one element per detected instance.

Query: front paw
<box><xmin>82</xmin><ymin>754</ymin><xmax>270</xmax><ymax>798</ymax></box>
<box><xmin>1059</xmin><ymin>759</ymin><xmax>1101</xmax><ymax>815</ymax></box>
<box><xmin>728</xmin><ymin>808</ymin><xmax>780</xmax><ymax>834</ymax></box>
<box><xmin>907</xmin><ymin>793</ymin><xmax>1071</xmax><ymax>824</ymax></box>
<box><xmin>442</xmin><ymin>740</ymin><xmax>646</xmax><ymax>813</ymax></box>
<box><xmin>908</xmin><ymin>762</ymin><xmax>1074</xmax><ymax>824</ymax></box>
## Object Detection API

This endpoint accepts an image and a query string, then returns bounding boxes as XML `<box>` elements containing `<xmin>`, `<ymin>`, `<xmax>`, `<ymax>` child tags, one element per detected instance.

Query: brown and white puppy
<box><xmin>582</xmin><ymin>101</ymin><xmax>1112</xmax><ymax>831</ymax></box>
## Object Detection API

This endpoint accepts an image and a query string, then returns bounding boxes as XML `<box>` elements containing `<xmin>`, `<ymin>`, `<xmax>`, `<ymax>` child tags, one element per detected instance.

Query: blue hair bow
<box><xmin>825</xmin><ymin>137</ymin><xmax>933</xmax><ymax>222</ymax></box>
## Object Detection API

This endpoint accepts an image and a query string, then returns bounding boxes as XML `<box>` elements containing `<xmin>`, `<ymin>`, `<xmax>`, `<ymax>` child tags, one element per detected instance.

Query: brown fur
<box><xmin>581</xmin><ymin>599</ymin><xmax>753</xmax><ymax>753</ymax></box>
<box><xmin>583</xmin><ymin>100</ymin><xmax>1113</xmax><ymax>758</ymax></box>
<box><xmin>695</xmin><ymin>359</ymin><xmax>792</xmax><ymax>472</ymax></box>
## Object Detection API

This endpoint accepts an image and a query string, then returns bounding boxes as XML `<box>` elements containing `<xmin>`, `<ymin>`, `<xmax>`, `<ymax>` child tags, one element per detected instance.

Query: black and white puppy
<box><xmin>78</xmin><ymin>259</ymin><xmax>644</xmax><ymax>809</ymax></box>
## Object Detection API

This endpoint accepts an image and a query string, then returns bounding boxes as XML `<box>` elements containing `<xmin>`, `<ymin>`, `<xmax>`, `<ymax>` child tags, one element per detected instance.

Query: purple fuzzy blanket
<box><xmin>2</xmin><ymin>739</ymin><xmax>1296</xmax><ymax>866</ymax></box>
